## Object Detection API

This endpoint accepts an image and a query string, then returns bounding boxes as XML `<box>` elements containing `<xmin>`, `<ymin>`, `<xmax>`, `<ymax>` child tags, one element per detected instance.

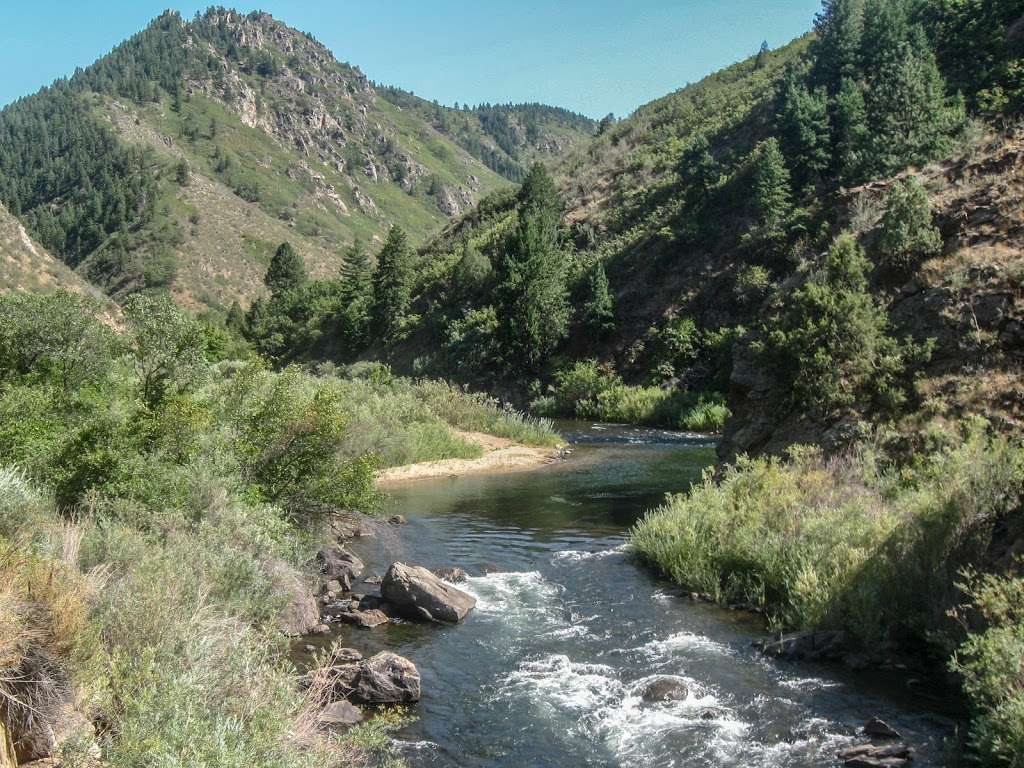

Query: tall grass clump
<box><xmin>632</xmin><ymin>426</ymin><xmax>1024</xmax><ymax>648</ymax></box>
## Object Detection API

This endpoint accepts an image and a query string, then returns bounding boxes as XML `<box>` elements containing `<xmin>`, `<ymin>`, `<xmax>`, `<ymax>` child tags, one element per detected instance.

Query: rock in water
<box><xmin>277</xmin><ymin>591</ymin><xmax>320</xmax><ymax>637</ymax></box>
<box><xmin>381</xmin><ymin>562</ymin><xmax>476</xmax><ymax>623</ymax></box>
<box><xmin>837</xmin><ymin>743</ymin><xmax>913</xmax><ymax>767</ymax></box>
<box><xmin>327</xmin><ymin>651</ymin><xmax>421</xmax><ymax>704</ymax></box>
<box><xmin>432</xmin><ymin>566</ymin><xmax>469</xmax><ymax>583</ymax></box>
<box><xmin>319</xmin><ymin>700</ymin><xmax>363</xmax><ymax>729</ymax></box>
<box><xmin>863</xmin><ymin>717</ymin><xmax>902</xmax><ymax>740</ymax></box>
<box><xmin>316</xmin><ymin>546</ymin><xmax>364</xmax><ymax>590</ymax></box>
<box><xmin>757</xmin><ymin>630</ymin><xmax>848</xmax><ymax>661</ymax></box>
<box><xmin>338</xmin><ymin>609</ymin><xmax>388</xmax><ymax>628</ymax></box>
<box><xmin>637</xmin><ymin>675</ymin><xmax>689</xmax><ymax>703</ymax></box>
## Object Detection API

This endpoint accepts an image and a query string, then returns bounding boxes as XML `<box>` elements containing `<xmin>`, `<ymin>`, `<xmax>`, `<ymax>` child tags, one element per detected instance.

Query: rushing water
<box><xmin>321</xmin><ymin>423</ymin><xmax>955</xmax><ymax>767</ymax></box>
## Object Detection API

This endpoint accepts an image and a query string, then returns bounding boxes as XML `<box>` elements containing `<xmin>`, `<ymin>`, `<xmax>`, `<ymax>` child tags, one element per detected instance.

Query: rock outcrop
<box><xmin>381</xmin><ymin>562</ymin><xmax>476</xmax><ymax>623</ymax></box>
<box><xmin>325</xmin><ymin>651</ymin><xmax>421</xmax><ymax>704</ymax></box>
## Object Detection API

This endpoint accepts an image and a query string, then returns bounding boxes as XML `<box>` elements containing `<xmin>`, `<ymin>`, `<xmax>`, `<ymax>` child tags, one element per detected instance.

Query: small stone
<box><xmin>388</xmin><ymin>514</ymin><xmax>407</xmax><ymax>525</ymax></box>
<box><xmin>304</xmin><ymin>644</ymin><xmax>317</xmax><ymax>653</ymax></box>
<box><xmin>637</xmin><ymin>675</ymin><xmax>689</xmax><ymax>703</ymax></box>
<box><xmin>330</xmin><ymin>646</ymin><xmax>363</xmax><ymax>663</ymax></box>
<box><xmin>432</xmin><ymin>566</ymin><xmax>468</xmax><ymax>583</ymax></box>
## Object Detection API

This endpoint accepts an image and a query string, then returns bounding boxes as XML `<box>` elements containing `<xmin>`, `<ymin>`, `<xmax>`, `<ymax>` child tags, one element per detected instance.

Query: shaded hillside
<box><xmin>722</xmin><ymin>128</ymin><xmax>1024</xmax><ymax>460</ymax></box>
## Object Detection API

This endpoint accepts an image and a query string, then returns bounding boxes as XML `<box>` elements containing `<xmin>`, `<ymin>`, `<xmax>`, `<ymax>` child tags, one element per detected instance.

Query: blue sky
<box><xmin>0</xmin><ymin>1</ymin><xmax>822</xmax><ymax>118</ymax></box>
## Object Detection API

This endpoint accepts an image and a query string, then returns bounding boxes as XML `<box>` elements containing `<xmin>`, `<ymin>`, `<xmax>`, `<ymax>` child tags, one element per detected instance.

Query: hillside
<box><xmin>378</xmin><ymin>89</ymin><xmax>597</xmax><ymax>182</ymax></box>
<box><xmin>0</xmin><ymin>201</ymin><xmax>104</xmax><ymax>297</ymax></box>
<box><xmin>0</xmin><ymin>9</ymin><xmax>589</xmax><ymax>311</ymax></box>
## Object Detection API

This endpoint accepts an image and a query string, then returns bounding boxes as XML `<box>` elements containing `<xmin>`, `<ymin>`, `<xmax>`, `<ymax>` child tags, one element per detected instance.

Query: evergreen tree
<box><xmin>679</xmin><ymin>134</ymin><xmax>720</xmax><ymax>209</ymax></box>
<box><xmin>832</xmin><ymin>77</ymin><xmax>871</xmax><ymax>185</ymax></box>
<box><xmin>756</xmin><ymin>40</ymin><xmax>771</xmax><ymax>69</ymax></box>
<box><xmin>495</xmin><ymin>163</ymin><xmax>570</xmax><ymax>370</ymax></box>
<box><xmin>810</xmin><ymin>0</ymin><xmax>865</xmax><ymax>93</ymax></box>
<box><xmin>777</xmin><ymin>75</ymin><xmax>831</xmax><ymax>188</ymax></box>
<box><xmin>866</xmin><ymin>42</ymin><xmax>956</xmax><ymax>173</ymax></box>
<box><xmin>226</xmin><ymin>300</ymin><xmax>247</xmax><ymax>336</ymax></box>
<box><xmin>337</xmin><ymin>240</ymin><xmax>375</xmax><ymax>353</ymax></box>
<box><xmin>876</xmin><ymin>176</ymin><xmax>942</xmax><ymax>268</ymax></box>
<box><xmin>582</xmin><ymin>261</ymin><xmax>616</xmax><ymax>337</ymax></box>
<box><xmin>264</xmin><ymin>242</ymin><xmax>307</xmax><ymax>296</ymax></box>
<box><xmin>745</xmin><ymin>138</ymin><xmax>794</xmax><ymax>257</ymax></box>
<box><xmin>371</xmin><ymin>226</ymin><xmax>414</xmax><ymax>341</ymax></box>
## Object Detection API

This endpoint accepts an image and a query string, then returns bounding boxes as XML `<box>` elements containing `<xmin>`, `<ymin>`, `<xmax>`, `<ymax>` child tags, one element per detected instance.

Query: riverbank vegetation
<box><xmin>0</xmin><ymin>289</ymin><xmax>553</xmax><ymax>765</ymax></box>
<box><xmin>632</xmin><ymin>422</ymin><xmax>1024</xmax><ymax>763</ymax></box>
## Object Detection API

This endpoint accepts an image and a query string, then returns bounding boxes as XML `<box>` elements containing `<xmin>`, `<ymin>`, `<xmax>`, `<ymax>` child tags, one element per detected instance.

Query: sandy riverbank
<box><xmin>376</xmin><ymin>430</ymin><xmax>564</xmax><ymax>485</ymax></box>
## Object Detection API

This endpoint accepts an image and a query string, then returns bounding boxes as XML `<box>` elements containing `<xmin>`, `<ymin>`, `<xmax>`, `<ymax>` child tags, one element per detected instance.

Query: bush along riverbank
<box><xmin>530</xmin><ymin>360</ymin><xmax>730</xmax><ymax>432</ymax></box>
<box><xmin>630</xmin><ymin>422</ymin><xmax>1024</xmax><ymax>765</ymax></box>
<box><xmin>0</xmin><ymin>289</ymin><xmax>555</xmax><ymax>767</ymax></box>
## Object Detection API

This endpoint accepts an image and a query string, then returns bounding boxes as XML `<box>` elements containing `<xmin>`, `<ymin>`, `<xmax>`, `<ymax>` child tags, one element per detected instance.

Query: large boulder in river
<box><xmin>328</xmin><ymin>651</ymin><xmax>421</xmax><ymax>704</ymax></box>
<box><xmin>315</xmin><ymin>546</ymin><xmax>364</xmax><ymax>590</ymax></box>
<box><xmin>381</xmin><ymin>562</ymin><xmax>476</xmax><ymax>623</ymax></box>
<box><xmin>636</xmin><ymin>675</ymin><xmax>689</xmax><ymax>703</ymax></box>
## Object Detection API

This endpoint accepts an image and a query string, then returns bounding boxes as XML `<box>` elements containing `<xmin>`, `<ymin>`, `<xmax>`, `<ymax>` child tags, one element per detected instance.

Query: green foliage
<box><xmin>336</xmin><ymin>240</ymin><xmax>374</xmax><ymax>354</ymax></box>
<box><xmin>743</xmin><ymin>138</ymin><xmax>795</xmax><ymax>257</ymax></box>
<box><xmin>952</xmin><ymin>568</ymin><xmax>1024</xmax><ymax>767</ymax></box>
<box><xmin>581</xmin><ymin>261</ymin><xmax>615</xmax><ymax>336</ymax></box>
<box><xmin>0</xmin><ymin>291</ymin><xmax>119</xmax><ymax>392</ymax></box>
<box><xmin>760</xmin><ymin>233</ymin><xmax>930</xmax><ymax>417</ymax></box>
<box><xmin>372</xmin><ymin>226</ymin><xmax>414</xmax><ymax>342</ymax></box>
<box><xmin>876</xmin><ymin>176</ymin><xmax>942</xmax><ymax>268</ymax></box>
<box><xmin>777</xmin><ymin>73</ymin><xmax>831</xmax><ymax>188</ymax></box>
<box><xmin>226</xmin><ymin>366</ymin><xmax>380</xmax><ymax>521</ymax></box>
<box><xmin>495</xmin><ymin>164</ymin><xmax>571</xmax><ymax>370</ymax></box>
<box><xmin>533</xmin><ymin>360</ymin><xmax>730</xmax><ymax>432</ymax></box>
<box><xmin>442</xmin><ymin>306</ymin><xmax>501</xmax><ymax>382</ymax></box>
<box><xmin>124</xmin><ymin>293</ymin><xmax>207</xmax><ymax>407</ymax></box>
<box><xmin>633</xmin><ymin>428</ymin><xmax>1024</xmax><ymax>644</ymax></box>
<box><xmin>264</xmin><ymin>241</ymin><xmax>307</xmax><ymax>297</ymax></box>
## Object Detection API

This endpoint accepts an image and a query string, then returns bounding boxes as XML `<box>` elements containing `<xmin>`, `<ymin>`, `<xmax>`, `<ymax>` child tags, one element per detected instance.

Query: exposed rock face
<box><xmin>381</xmin><ymin>562</ymin><xmax>477</xmax><ymax>623</ymax></box>
<box><xmin>327</xmin><ymin>651</ymin><xmax>421</xmax><ymax>704</ymax></box>
<box><xmin>316</xmin><ymin>546</ymin><xmax>364</xmax><ymax>590</ymax></box>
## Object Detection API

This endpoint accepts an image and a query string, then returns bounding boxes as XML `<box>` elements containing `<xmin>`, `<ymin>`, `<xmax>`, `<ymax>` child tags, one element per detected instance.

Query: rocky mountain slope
<box><xmin>0</xmin><ymin>9</ymin><xmax>592</xmax><ymax>311</ymax></box>
<box><xmin>0</xmin><ymin>202</ymin><xmax>103</xmax><ymax>297</ymax></box>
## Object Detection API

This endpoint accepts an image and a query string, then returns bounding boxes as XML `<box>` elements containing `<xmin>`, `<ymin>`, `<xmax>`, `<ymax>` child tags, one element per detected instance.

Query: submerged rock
<box><xmin>388</xmin><ymin>514</ymin><xmax>407</xmax><ymax>525</ymax></box>
<box><xmin>330</xmin><ymin>646</ymin><xmax>363</xmax><ymax>663</ymax></box>
<box><xmin>637</xmin><ymin>675</ymin><xmax>689</xmax><ymax>703</ymax></box>
<box><xmin>432</xmin><ymin>566</ymin><xmax>469</xmax><ymax>583</ymax></box>
<box><xmin>382</xmin><ymin>562</ymin><xmax>476</xmax><ymax>623</ymax></box>
<box><xmin>757</xmin><ymin>630</ymin><xmax>848</xmax><ymax>661</ymax></box>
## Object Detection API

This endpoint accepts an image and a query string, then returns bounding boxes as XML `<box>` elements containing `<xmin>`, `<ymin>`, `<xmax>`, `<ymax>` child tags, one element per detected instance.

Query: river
<box><xmin>324</xmin><ymin>423</ymin><xmax>955</xmax><ymax>767</ymax></box>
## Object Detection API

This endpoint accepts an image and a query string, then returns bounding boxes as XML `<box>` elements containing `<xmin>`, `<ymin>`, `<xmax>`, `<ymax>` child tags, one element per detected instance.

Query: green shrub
<box><xmin>951</xmin><ymin>568</ymin><xmax>1024</xmax><ymax>767</ymax></box>
<box><xmin>876</xmin><ymin>176</ymin><xmax>942</xmax><ymax>269</ymax></box>
<box><xmin>632</xmin><ymin>428</ymin><xmax>1024</xmax><ymax>643</ymax></box>
<box><xmin>759</xmin><ymin>233</ymin><xmax>932</xmax><ymax>417</ymax></box>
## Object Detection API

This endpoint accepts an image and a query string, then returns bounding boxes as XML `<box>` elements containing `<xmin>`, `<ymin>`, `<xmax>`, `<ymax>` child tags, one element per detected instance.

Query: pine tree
<box><xmin>832</xmin><ymin>77</ymin><xmax>871</xmax><ymax>185</ymax></box>
<box><xmin>264</xmin><ymin>242</ymin><xmax>307</xmax><ymax>296</ymax></box>
<box><xmin>495</xmin><ymin>163</ymin><xmax>570</xmax><ymax>369</ymax></box>
<box><xmin>877</xmin><ymin>176</ymin><xmax>942</xmax><ymax>268</ymax></box>
<box><xmin>810</xmin><ymin>0</ymin><xmax>865</xmax><ymax>93</ymax></box>
<box><xmin>582</xmin><ymin>261</ymin><xmax>616</xmax><ymax>336</ymax></box>
<box><xmin>679</xmin><ymin>134</ymin><xmax>720</xmax><ymax>208</ymax></box>
<box><xmin>746</xmin><ymin>138</ymin><xmax>794</xmax><ymax>255</ymax></box>
<box><xmin>226</xmin><ymin>300</ymin><xmax>246</xmax><ymax>336</ymax></box>
<box><xmin>371</xmin><ymin>226</ymin><xmax>414</xmax><ymax>341</ymax></box>
<box><xmin>866</xmin><ymin>42</ymin><xmax>955</xmax><ymax>173</ymax></box>
<box><xmin>777</xmin><ymin>75</ymin><xmax>831</xmax><ymax>188</ymax></box>
<box><xmin>756</xmin><ymin>40</ymin><xmax>771</xmax><ymax>69</ymax></box>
